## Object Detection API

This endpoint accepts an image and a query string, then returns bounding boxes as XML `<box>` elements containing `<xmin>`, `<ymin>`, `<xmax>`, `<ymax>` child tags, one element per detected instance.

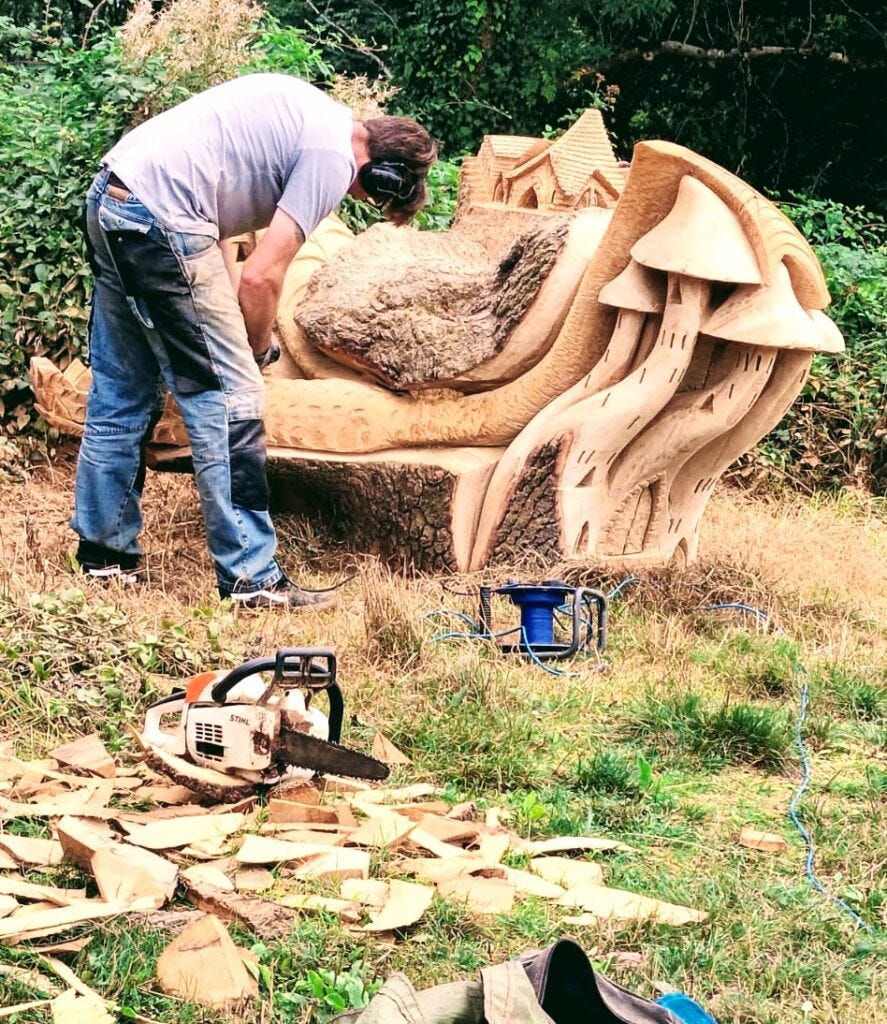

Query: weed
<box><xmin>623</xmin><ymin>692</ymin><xmax>793</xmax><ymax>768</ymax></box>
<box><xmin>361</xmin><ymin>563</ymin><xmax>426</xmax><ymax>669</ymax></box>
<box><xmin>573</xmin><ymin>749</ymin><xmax>641</xmax><ymax>795</ymax></box>
<box><xmin>690</xmin><ymin>635</ymin><xmax>799</xmax><ymax>697</ymax></box>
<box><xmin>820</xmin><ymin>666</ymin><xmax>887</xmax><ymax>722</ymax></box>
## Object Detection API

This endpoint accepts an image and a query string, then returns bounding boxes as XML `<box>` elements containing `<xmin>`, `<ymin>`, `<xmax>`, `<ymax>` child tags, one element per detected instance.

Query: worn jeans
<box><xmin>71</xmin><ymin>168</ymin><xmax>283</xmax><ymax>593</ymax></box>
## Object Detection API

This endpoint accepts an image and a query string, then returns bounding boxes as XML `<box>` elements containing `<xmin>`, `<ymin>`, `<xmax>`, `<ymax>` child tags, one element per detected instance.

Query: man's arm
<box><xmin>238</xmin><ymin>208</ymin><xmax>305</xmax><ymax>360</ymax></box>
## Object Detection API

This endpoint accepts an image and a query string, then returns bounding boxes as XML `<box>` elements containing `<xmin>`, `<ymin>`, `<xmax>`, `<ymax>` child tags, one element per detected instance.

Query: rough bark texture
<box><xmin>181</xmin><ymin>879</ymin><xmax>294</xmax><ymax>940</ymax></box>
<box><xmin>268</xmin><ymin>457</ymin><xmax>461</xmax><ymax>572</ymax></box>
<box><xmin>486</xmin><ymin>440</ymin><xmax>563</xmax><ymax>566</ymax></box>
<box><xmin>296</xmin><ymin>219</ymin><xmax>570</xmax><ymax>389</ymax></box>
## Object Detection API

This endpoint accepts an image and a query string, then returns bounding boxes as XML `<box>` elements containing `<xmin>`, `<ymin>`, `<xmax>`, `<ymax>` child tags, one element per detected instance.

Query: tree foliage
<box><xmin>269</xmin><ymin>0</ymin><xmax>887</xmax><ymax>207</ymax></box>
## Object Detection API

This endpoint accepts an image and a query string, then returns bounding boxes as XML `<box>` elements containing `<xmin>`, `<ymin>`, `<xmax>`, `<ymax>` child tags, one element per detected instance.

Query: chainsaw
<box><xmin>141</xmin><ymin>648</ymin><xmax>389</xmax><ymax>788</ymax></box>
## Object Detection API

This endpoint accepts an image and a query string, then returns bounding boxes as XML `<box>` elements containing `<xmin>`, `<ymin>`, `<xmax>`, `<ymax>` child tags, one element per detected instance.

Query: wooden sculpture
<box><xmin>30</xmin><ymin>109</ymin><xmax>843</xmax><ymax>571</ymax></box>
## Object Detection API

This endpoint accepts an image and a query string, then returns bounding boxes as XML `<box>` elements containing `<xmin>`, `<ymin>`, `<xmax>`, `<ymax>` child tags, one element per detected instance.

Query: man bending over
<box><xmin>72</xmin><ymin>73</ymin><xmax>436</xmax><ymax>609</ymax></box>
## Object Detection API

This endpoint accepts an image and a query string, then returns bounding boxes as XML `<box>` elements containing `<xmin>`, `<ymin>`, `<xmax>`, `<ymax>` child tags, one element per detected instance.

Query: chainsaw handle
<box><xmin>209</xmin><ymin>648</ymin><xmax>337</xmax><ymax>704</ymax></box>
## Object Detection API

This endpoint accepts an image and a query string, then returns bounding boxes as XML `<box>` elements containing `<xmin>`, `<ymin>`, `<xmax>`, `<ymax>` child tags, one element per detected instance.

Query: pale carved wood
<box><xmin>30</xmin><ymin>114</ymin><xmax>842</xmax><ymax>572</ymax></box>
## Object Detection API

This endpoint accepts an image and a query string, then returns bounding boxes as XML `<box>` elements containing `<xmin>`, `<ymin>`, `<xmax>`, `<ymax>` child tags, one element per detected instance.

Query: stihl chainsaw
<box><xmin>141</xmin><ymin>648</ymin><xmax>389</xmax><ymax>788</ymax></box>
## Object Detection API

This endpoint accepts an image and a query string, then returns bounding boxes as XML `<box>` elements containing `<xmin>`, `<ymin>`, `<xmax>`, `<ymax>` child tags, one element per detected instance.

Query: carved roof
<box><xmin>503</xmin><ymin>109</ymin><xmax>624</xmax><ymax>198</ymax></box>
<box><xmin>461</xmin><ymin>107</ymin><xmax>627</xmax><ymax>212</ymax></box>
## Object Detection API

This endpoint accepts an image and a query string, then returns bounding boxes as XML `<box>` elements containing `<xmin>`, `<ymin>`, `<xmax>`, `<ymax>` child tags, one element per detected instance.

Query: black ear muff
<box><xmin>358</xmin><ymin>161</ymin><xmax>419</xmax><ymax>205</ymax></box>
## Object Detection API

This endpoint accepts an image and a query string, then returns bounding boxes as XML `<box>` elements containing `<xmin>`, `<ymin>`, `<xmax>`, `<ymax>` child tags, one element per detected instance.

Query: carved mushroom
<box><xmin>702</xmin><ymin>260</ymin><xmax>831</xmax><ymax>350</ymax></box>
<box><xmin>597</xmin><ymin>257</ymin><xmax>667</xmax><ymax>368</ymax></box>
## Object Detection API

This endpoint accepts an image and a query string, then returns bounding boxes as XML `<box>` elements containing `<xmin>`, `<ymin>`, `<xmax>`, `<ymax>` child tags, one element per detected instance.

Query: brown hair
<box><xmin>363</xmin><ymin>116</ymin><xmax>438</xmax><ymax>224</ymax></box>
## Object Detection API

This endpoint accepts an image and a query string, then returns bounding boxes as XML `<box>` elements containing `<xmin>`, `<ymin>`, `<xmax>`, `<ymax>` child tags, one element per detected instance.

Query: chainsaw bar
<box><xmin>275</xmin><ymin>728</ymin><xmax>390</xmax><ymax>782</ymax></box>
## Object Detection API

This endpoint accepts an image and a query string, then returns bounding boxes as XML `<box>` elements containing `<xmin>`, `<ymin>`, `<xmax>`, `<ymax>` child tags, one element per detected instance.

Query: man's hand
<box><xmin>238</xmin><ymin>208</ymin><xmax>305</xmax><ymax>360</ymax></box>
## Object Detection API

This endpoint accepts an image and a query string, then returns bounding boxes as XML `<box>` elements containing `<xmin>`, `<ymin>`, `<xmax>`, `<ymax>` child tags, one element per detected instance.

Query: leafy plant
<box><xmin>282</xmin><ymin>961</ymin><xmax>381</xmax><ymax>1014</ymax></box>
<box><xmin>735</xmin><ymin>194</ymin><xmax>887</xmax><ymax>492</ymax></box>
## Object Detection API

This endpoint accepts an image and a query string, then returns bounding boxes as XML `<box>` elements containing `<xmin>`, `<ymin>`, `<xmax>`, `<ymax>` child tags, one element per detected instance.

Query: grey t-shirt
<box><xmin>105</xmin><ymin>74</ymin><xmax>355</xmax><ymax>240</ymax></box>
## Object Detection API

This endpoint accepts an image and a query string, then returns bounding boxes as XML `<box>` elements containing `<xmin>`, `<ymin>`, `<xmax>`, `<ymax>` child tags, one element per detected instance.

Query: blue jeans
<box><xmin>71</xmin><ymin>168</ymin><xmax>283</xmax><ymax>593</ymax></box>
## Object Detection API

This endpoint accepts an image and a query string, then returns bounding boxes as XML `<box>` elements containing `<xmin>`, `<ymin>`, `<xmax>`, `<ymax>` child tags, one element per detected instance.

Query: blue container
<box><xmin>499</xmin><ymin>583</ymin><xmax>571</xmax><ymax>649</ymax></box>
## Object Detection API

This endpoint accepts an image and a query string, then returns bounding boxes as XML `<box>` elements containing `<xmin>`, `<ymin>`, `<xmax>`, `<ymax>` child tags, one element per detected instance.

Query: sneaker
<box><xmin>220</xmin><ymin>576</ymin><xmax>338</xmax><ymax>611</ymax></box>
<box><xmin>80</xmin><ymin>562</ymin><xmax>144</xmax><ymax>585</ymax></box>
<box><xmin>75</xmin><ymin>540</ymin><xmax>143</xmax><ymax>585</ymax></box>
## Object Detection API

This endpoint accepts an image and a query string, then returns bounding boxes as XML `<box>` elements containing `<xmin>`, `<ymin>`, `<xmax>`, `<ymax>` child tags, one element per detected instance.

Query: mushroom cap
<box><xmin>598</xmin><ymin>258</ymin><xmax>666</xmax><ymax>313</ymax></box>
<box><xmin>809</xmin><ymin>310</ymin><xmax>845</xmax><ymax>354</ymax></box>
<box><xmin>631</xmin><ymin>175</ymin><xmax>761</xmax><ymax>284</ymax></box>
<box><xmin>702</xmin><ymin>262</ymin><xmax>843</xmax><ymax>352</ymax></box>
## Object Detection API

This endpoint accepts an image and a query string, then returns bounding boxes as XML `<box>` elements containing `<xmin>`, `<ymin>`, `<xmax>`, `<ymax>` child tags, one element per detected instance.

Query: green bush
<box><xmin>0</xmin><ymin>11</ymin><xmax>330</xmax><ymax>437</ymax></box>
<box><xmin>0</xmin><ymin>20</ymin><xmax>168</xmax><ymax>430</ymax></box>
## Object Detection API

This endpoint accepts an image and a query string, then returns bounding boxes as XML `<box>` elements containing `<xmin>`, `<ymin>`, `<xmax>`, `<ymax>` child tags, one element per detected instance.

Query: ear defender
<box><xmin>358</xmin><ymin>161</ymin><xmax>419</xmax><ymax>205</ymax></box>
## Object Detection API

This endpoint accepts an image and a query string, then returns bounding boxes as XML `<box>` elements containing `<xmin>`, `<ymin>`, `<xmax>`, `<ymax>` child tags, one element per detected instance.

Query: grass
<box><xmin>0</xmin><ymin>446</ymin><xmax>885</xmax><ymax>1022</ymax></box>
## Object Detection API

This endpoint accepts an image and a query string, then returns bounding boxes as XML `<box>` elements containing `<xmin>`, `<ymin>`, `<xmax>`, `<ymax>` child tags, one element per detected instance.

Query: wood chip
<box><xmin>407</xmin><ymin>827</ymin><xmax>471</xmax><ymax>860</ymax></box>
<box><xmin>0</xmin><ymin>999</ymin><xmax>54</xmax><ymax>1019</ymax></box>
<box><xmin>738</xmin><ymin>828</ymin><xmax>788</xmax><ymax>852</ymax></box>
<box><xmin>447</xmin><ymin>801</ymin><xmax>477</xmax><ymax>821</ymax></box>
<box><xmin>27</xmin><ymin>938</ymin><xmax>93</xmax><ymax>955</ymax></box>
<box><xmin>51</xmin><ymin>989</ymin><xmax>114</xmax><ymax>1024</ymax></box>
<box><xmin>181</xmin><ymin>836</ymin><xmax>233</xmax><ymax>860</ymax></box>
<box><xmin>557</xmin><ymin>884</ymin><xmax>707</xmax><ymax>926</ymax></box>
<box><xmin>182</xmin><ymin>865</ymin><xmax>236</xmax><ymax>892</ymax></box>
<box><xmin>391</xmin><ymin>802</ymin><xmax>451</xmax><ymax>818</ymax></box>
<box><xmin>411</xmin><ymin>814</ymin><xmax>479</xmax><ymax>844</ymax></box>
<box><xmin>437</xmin><ymin>876</ymin><xmax>516</xmax><ymax>915</ymax></box>
<box><xmin>234</xmin><ymin>868</ymin><xmax>273</xmax><ymax>893</ymax></box>
<box><xmin>293</xmin><ymin>848</ymin><xmax>370</xmax><ymax>882</ymax></box>
<box><xmin>156</xmin><ymin>913</ymin><xmax>258</xmax><ymax>1010</ymax></box>
<box><xmin>0</xmin><ymin>849</ymin><xmax>17</xmax><ymax>870</ymax></box>
<box><xmin>131</xmin><ymin>784</ymin><xmax>196</xmax><ymax>806</ymax></box>
<box><xmin>122</xmin><ymin>812</ymin><xmax>246</xmax><ymax>851</ymax></box>
<box><xmin>0</xmin><ymin>834</ymin><xmax>64</xmax><ymax>866</ymax></box>
<box><xmin>49</xmin><ymin>734</ymin><xmax>116</xmax><ymax>780</ymax></box>
<box><xmin>266</xmin><ymin>798</ymin><xmax>352</xmax><ymax>826</ymax></box>
<box><xmin>259</xmin><ymin>827</ymin><xmax>345</xmax><ymax>846</ymax></box>
<box><xmin>340</xmin><ymin>878</ymin><xmax>390</xmax><ymax>909</ymax></box>
<box><xmin>0</xmin><ymin>897</ymin><xmax>157</xmax><ymax>942</ymax></box>
<box><xmin>476</xmin><ymin>832</ymin><xmax>510</xmax><ymax>864</ymax></box>
<box><xmin>235</xmin><ymin>835</ymin><xmax>332</xmax><ymax>865</ymax></box>
<box><xmin>319</xmin><ymin>775</ymin><xmax>371</xmax><ymax>795</ymax></box>
<box><xmin>394</xmin><ymin>857</ymin><xmax>484</xmax><ymax>884</ymax></box>
<box><xmin>501</xmin><ymin>867</ymin><xmax>565</xmax><ymax>899</ymax></box>
<box><xmin>110</xmin><ymin>777</ymin><xmax>142</xmax><ymax>793</ymax></box>
<box><xmin>275</xmin><ymin>894</ymin><xmax>361</xmax><ymax>923</ymax></box>
<box><xmin>181</xmin><ymin>878</ymin><xmax>293</xmax><ymax>939</ymax></box>
<box><xmin>347</xmin><ymin>810</ymin><xmax>414</xmax><ymax>849</ymax></box>
<box><xmin>0</xmin><ymin>876</ymin><xmax>87</xmax><ymax>908</ymax></box>
<box><xmin>358</xmin><ymin>879</ymin><xmax>433</xmax><ymax>932</ymax></box>
<box><xmin>371</xmin><ymin>732</ymin><xmax>411</xmax><ymax>766</ymax></box>
<box><xmin>0</xmin><ymin>963</ymin><xmax>61</xmax><ymax>995</ymax></box>
<box><xmin>529</xmin><ymin>856</ymin><xmax>605</xmax><ymax>889</ymax></box>
<box><xmin>353</xmin><ymin>783</ymin><xmax>439</xmax><ymax>805</ymax></box>
<box><xmin>13</xmin><ymin>901</ymin><xmax>58</xmax><ymax>916</ymax></box>
<box><xmin>270</xmin><ymin>782</ymin><xmax>320</xmax><ymax>805</ymax></box>
<box><xmin>56</xmin><ymin>817</ymin><xmax>117</xmax><ymax>870</ymax></box>
<box><xmin>0</xmin><ymin>894</ymin><xmax>18</xmax><ymax>918</ymax></box>
<box><xmin>0</xmin><ymin>794</ymin><xmax>116</xmax><ymax>820</ymax></box>
<box><xmin>90</xmin><ymin>845</ymin><xmax>178</xmax><ymax>908</ymax></box>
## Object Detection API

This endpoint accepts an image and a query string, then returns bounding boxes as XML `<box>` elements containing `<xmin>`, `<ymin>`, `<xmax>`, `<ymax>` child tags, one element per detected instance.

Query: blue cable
<box><xmin>607</xmin><ymin>575</ymin><xmax>640</xmax><ymax>600</ymax></box>
<box><xmin>788</xmin><ymin>664</ymin><xmax>873</xmax><ymax>933</ymax></box>
<box><xmin>708</xmin><ymin>603</ymin><xmax>873</xmax><ymax>933</ymax></box>
<box><xmin>423</xmin><ymin>608</ymin><xmax>483</xmax><ymax>632</ymax></box>
<box><xmin>431</xmin><ymin>623</ymin><xmax>577</xmax><ymax>678</ymax></box>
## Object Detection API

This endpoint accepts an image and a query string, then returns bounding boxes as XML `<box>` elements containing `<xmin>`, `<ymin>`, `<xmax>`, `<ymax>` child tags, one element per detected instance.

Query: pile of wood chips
<box><xmin>0</xmin><ymin>733</ymin><xmax>707</xmax><ymax>1016</ymax></box>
